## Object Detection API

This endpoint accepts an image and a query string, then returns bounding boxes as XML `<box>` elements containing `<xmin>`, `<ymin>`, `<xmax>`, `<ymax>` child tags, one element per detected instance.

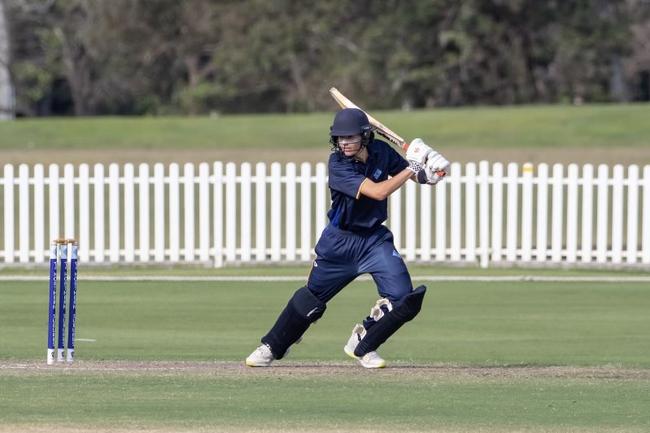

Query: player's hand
<box><xmin>406</xmin><ymin>138</ymin><xmax>432</xmax><ymax>166</ymax></box>
<box><xmin>424</xmin><ymin>150</ymin><xmax>450</xmax><ymax>185</ymax></box>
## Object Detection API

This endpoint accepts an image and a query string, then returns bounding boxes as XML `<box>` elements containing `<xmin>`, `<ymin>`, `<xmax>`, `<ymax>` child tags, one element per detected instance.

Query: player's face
<box><xmin>338</xmin><ymin>135</ymin><xmax>362</xmax><ymax>156</ymax></box>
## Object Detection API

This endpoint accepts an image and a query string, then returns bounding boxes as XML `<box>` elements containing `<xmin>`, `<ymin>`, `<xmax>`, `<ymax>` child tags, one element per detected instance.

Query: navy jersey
<box><xmin>327</xmin><ymin>139</ymin><xmax>409</xmax><ymax>232</ymax></box>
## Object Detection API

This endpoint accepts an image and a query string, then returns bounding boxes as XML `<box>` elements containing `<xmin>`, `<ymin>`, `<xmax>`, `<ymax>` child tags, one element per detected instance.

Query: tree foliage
<box><xmin>5</xmin><ymin>0</ymin><xmax>649</xmax><ymax>116</ymax></box>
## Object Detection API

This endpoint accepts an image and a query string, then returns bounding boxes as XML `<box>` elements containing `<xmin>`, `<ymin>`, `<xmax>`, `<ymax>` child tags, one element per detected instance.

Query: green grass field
<box><xmin>1</xmin><ymin>270</ymin><xmax>649</xmax><ymax>432</ymax></box>
<box><xmin>2</xmin><ymin>104</ymin><xmax>649</xmax><ymax>167</ymax></box>
<box><xmin>2</xmin><ymin>104</ymin><xmax>649</xmax><ymax>150</ymax></box>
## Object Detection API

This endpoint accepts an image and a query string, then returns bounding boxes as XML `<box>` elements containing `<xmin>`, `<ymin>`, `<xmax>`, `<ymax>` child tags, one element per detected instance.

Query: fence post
<box><xmin>506</xmin><ymin>163</ymin><xmax>518</xmax><ymax>262</ymax></box>
<box><xmin>64</xmin><ymin>164</ymin><xmax>75</xmax><ymax>240</ymax></box>
<box><xmin>420</xmin><ymin>174</ymin><xmax>432</xmax><ymax>262</ymax></box>
<box><xmin>139</xmin><ymin>163</ymin><xmax>151</xmax><ymax>262</ymax></box>
<box><xmin>255</xmin><ymin>162</ymin><xmax>267</xmax><ymax>262</ymax></box>
<box><xmin>521</xmin><ymin>163</ymin><xmax>533</xmax><ymax>262</ymax></box>
<box><xmin>33</xmin><ymin>164</ymin><xmax>45</xmax><ymax>263</ymax></box>
<box><xmin>435</xmin><ymin>171</ymin><xmax>447</xmax><ymax>261</ymax></box>
<box><xmin>478</xmin><ymin>161</ymin><xmax>490</xmax><ymax>268</ymax></box>
<box><xmin>491</xmin><ymin>163</ymin><xmax>503</xmax><ymax>262</ymax></box>
<box><xmin>124</xmin><ymin>163</ymin><xmax>135</xmax><ymax>263</ymax></box>
<box><xmin>300</xmin><ymin>162</ymin><xmax>312</xmax><ymax>262</ymax></box>
<box><xmin>108</xmin><ymin>163</ymin><xmax>121</xmax><ymax>263</ymax></box>
<box><xmin>465</xmin><ymin>163</ymin><xmax>477</xmax><ymax>263</ymax></box>
<box><xmin>535</xmin><ymin>163</ymin><xmax>549</xmax><ymax>263</ymax></box>
<box><xmin>240</xmin><ymin>163</ymin><xmax>251</xmax><ymax>262</ymax></box>
<box><xmin>79</xmin><ymin>164</ymin><xmax>90</xmax><ymax>262</ymax></box>
<box><xmin>225</xmin><ymin>162</ymin><xmax>237</xmax><ymax>263</ymax></box>
<box><xmin>154</xmin><ymin>163</ymin><xmax>166</xmax><ymax>263</ymax></box>
<box><xmin>450</xmin><ymin>162</ymin><xmax>462</xmax><ymax>261</ymax></box>
<box><xmin>566</xmin><ymin>164</ymin><xmax>579</xmax><ymax>263</ymax></box>
<box><xmin>611</xmin><ymin>165</ymin><xmax>624</xmax><ymax>264</ymax></box>
<box><xmin>285</xmin><ymin>163</ymin><xmax>296</xmax><ymax>261</ymax></box>
<box><xmin>18</xmin><ymin>164</ymin><xmax>29</xmax><ymax>263</ymax></box>
<box><xmin>48</xmin><ymin>164</ymin><xmax>60</xmax><ymax>247</ymax></box>
<box><xmin>184</xmin><ymin>163</ymin><xmax>196</xmax><ymax>262</ymax></box>
<box><xmin>212</xmin><ymin>162</ymin><xmax>223</xmax><ymax>267</ymax></box>
<box><xmin>3</xmin><ymin>164</ymin><xmax>14</xmax><ymax>263</ymax></box>
<box><xmin>169</xmin><ymin>163</ymin><xmax>180</xmax><ymax>262</ymax></box>
<box><xmin>93</xmin><ymin>164</ymin><xmax>105</xmax><ymax>263</ymax></box>
<box><xmin>551</xmin><ymin>164</ymin><xmax>564</xmax><ymax>262</ymax></box>
<box><xmin>581</xmin><ymin>164</ymin><xmax>594</xmax><ymax>263</ymax></box>
<box><xmin>626</xmin><ymin>165</ymin><xmax>639</xmax><ymax>264</ymax></box>
<box><xmin>596</xmin><ymin>164</ymin><xmax>609</xmax><ymax>264</ymax></box>
<box><xmin>642</xmin><ymin>165</ymin><xmax>650</xmax><ymax>264</ymax></box>
<box><xmin>270</xmin><ymin>163</ymin><xmax>282</xmax><ymax>262</ymax></box>
<box><xmin>199</xmin><ymin>163</ymin><xmax>210</xmax><ymax>263</ymax></box>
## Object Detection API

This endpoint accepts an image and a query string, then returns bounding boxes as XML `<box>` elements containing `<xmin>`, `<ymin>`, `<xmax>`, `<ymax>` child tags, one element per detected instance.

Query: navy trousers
<box><xmin>307</xmin><ymin>224</ymin><xmax>413</xmax><ymax>303</ymax></box>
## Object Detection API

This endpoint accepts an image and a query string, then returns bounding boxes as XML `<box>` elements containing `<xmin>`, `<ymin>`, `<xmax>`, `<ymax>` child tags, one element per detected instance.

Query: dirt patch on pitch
<box><xmin>2</xmin><ymin>360</ymin><xmax>648</xmax><ymax>381</ymax></box>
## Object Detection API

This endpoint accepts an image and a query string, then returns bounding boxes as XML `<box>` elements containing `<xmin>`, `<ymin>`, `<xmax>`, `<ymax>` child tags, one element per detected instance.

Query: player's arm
<box><xmin>359</xmin><ymin>138</ymin><xmax>435</xmax><ymax>200</ymax></box>
<box><xmin>358</xmin><ymin>169</ymin><xmax>414</xmax><ymax>201</ymax></box>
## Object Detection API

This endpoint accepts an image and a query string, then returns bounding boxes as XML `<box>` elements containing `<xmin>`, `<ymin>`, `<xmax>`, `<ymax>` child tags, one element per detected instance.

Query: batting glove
<box><xmin>405</xmin><ymin>138</ymin><xmax>432</xmax><ymax>166</ymax></box>
<box><xmin>424</xmin><ymin>151</ymin><xmax>450</xmax><ymax>185</ymax></box>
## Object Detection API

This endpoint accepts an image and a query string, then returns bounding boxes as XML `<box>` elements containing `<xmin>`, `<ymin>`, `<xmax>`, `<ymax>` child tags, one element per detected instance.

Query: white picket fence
<box><xmin>2</xmin><ymin>161</ymin><xmax>650</xmax><ymax>268</ymax></box>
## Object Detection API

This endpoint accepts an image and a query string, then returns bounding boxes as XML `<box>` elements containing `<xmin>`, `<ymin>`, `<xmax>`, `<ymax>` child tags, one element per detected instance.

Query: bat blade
<box><xmin>329</xmin><ymin>87</ymin><xmax>408</xmax><ymax>150</ymax></box>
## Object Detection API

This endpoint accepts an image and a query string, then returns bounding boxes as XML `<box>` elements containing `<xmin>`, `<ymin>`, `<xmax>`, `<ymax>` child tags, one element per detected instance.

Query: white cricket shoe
<box><xmin>245</xmin><ymin>343</ymin><xmax>274</xmax><ymax>367</ymax></box>
<box><xmin>357</xmin><ymin>351</ymin><xmax>386</xmax><ymax>369</ymax></box>
<box><xmin>245</xmin><ymin>338</ymin><xmax>302</xmax><ymax>367</ymax></box>
<box><xmin>343</xmin><ymin>324</ymin><xmax>386</xmax><ymax>369</ymax></box>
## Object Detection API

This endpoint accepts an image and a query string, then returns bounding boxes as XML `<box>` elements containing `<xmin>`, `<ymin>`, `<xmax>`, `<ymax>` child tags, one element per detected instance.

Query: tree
<box><xmin>3</xmin><ymin>0</ymin><xmax>646</xmax><ymax>115</ymax></box>
<box><xmin>0</xmin><ymin>0</ymin><xmax>15</xmax><ymax>119</ymax></box>
<box><xmin>625</xmin><ymin>0</ymin><xmax>650</xmax><ymax>100</ymax></box>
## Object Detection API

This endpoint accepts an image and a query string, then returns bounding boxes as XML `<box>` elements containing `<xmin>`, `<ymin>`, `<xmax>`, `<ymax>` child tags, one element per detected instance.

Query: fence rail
<box><xmin>2</xmin><ymin>162</ymin><xmax>650</xmax><ymax>267</ymax></box>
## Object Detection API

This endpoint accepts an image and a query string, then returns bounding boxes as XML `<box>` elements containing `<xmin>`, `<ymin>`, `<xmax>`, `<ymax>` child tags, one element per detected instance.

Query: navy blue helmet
<box><xmin>330</xmin><ymin>108</ymin><xmax>372</xmax><ymax>136</ymax></box>
<box><xmin>329</xmin><ymin>108</ymin><xmax>374</xmax><ymax>151</ymax></box>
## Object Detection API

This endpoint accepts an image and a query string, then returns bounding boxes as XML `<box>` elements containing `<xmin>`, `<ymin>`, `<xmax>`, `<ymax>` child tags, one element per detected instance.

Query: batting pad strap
<box><xmin>354</xmin><ymin>285</ymin><xmax>426</xmax><ymax>357</ymax></box>
<box><xmin>261</xmin><ymin>287</ymin><xmax>326</xmax><ymax>359</ymax></box>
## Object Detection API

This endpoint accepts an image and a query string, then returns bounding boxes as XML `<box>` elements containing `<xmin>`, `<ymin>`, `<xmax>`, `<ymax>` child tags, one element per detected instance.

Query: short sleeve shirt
<box><xmin>327</xmin><ymin>139</ymin><xmax>408</xmax><ymax>232</ymax></box>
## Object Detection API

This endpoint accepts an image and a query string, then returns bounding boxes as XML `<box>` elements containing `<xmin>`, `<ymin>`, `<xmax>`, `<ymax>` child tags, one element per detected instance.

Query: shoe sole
<box><xmin>343</xmin><ymin>345</ymin><xmax>386</xmax><ymax>368</ymax></box>
<box><xmin>363</xmin><ymin>360</ymin><xmax>386</xmax><ymax>369</ymax></box>
<box><xmin>245</xmin><ymin>359</ymin><xmax>271</xmax><ymax>367</ymax></box>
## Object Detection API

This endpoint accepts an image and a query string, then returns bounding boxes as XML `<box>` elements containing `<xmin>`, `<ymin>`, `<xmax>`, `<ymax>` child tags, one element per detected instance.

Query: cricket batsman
<box><xmin>246</xmin><ymin>108</ymin><xmax>450</xmax><ymax>368</ymax></box>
